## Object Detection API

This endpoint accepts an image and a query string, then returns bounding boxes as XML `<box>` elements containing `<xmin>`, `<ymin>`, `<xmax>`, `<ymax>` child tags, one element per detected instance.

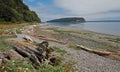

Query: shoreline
<box><xmin>33</xmin><ymin>24</ymin><xmax>120</xmax><ymax>52</ymax></box>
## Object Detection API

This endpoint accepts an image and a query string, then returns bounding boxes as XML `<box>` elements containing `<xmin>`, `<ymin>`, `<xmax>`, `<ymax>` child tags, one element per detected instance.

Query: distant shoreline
<box><xmin>87</xmin><ymin>20</ymin><xmax>120</xmax><ymax>22</ymax></box>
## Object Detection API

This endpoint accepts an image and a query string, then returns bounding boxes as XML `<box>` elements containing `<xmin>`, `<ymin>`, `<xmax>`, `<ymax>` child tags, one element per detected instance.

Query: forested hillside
<box><xmin>0</xmin><ymin>0</ymin><xmax>41</xmax><ymax>23</ymax></box>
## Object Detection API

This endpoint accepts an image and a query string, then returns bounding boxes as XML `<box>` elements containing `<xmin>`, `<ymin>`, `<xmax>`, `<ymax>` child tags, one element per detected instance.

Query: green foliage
<box><xmin>68</xmin><ymin>44</ymin><xmax>81</xmax><ymax>50</ymax></box>
<box><xmin>0</xmin><ymin>35</ymin><xmax>16</xmax><ymax>39</ymax></box>
<box><xmin>0</xmin><ymin>36</ymin><xmax>16</xmax><ymax>51</ymax></box>
<box><xmin>54</xmin><ymin>56</ymin><xmax>64</xmax><ymax>66</ymax></box>
<box><xmin>108</xmin><ymin>38</ymin><xmax>120</xmax><ymax>43</ymax></box>
<box><xmin>0</xmin><ymin>42</ymin><xmax>13</xmax><ymax>51</ymax></box>
<box><xmin>16</xmin><ymin>28</ymin><xmax>22</xmax><ymax>34</ymax></box>
<box><xmin>0</xmin><ymin>0</ymin><xmax>41</xmax><ymax>23</ymax></box>
<box><xmin>0</xmin><ymin>57</ymin><xmax>70</xmax><ymax>72</ymax></box>
<box><xmin>52</xmin><ymin>46</ymin><xmax>67</xmax><ymax>55</ymax></box>
<box><xmin>39</xmin><ymin>65</ymin><xmax>68</xmax><ymax>72</ymax></box>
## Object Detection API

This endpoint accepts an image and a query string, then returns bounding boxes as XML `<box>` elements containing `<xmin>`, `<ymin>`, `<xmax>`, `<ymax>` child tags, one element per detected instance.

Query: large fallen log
<box><xmin>0</xmin><ymin>52</ymin><xmax>8</xmax><ymax>59</ymax></box>
<box><xmin>14</xmin><ymin>46</ymin><xmax>31</xmax><ymax>57</ymax></box>
<box><xmin>77</xmin><ymin>45</ymin><xmax>111</xmax><ymax>56</ymax></box>
<box><xmin>77</xmin><ymin>45</ymin><xmax>120</xmax><ymax>60</ymax></box>
<box><xmin>30</xmin><ymin>53</ymin><xmax>41</xmax><ymax>69</ymax></box>
<box><xmin>7</xmin><ymin>50</ymin><xmax>23</xmax><ymax>60</ymax></box>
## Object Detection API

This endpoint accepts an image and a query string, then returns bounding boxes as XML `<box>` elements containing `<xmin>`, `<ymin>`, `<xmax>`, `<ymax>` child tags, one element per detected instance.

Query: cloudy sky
<box><xmin>23</xmin><ymin>0</ymin><xmax>120</xmax><ymax>21</ymax></box>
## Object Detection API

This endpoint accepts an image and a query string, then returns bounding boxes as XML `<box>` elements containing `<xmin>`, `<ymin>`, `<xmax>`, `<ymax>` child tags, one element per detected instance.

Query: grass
<box><xmin>47</xmin><ymin>27</ymin><xmax>93</xmax><ymax>37</ymax></box>
<box><xmin>52</xmin><ymin>46</ymin><xmax>67</xmax><ymax>55</ymax></box>
<box><xmin>63</xmin><ymin>61</ymin><xmax>75</xmax><ymax>72</ymax></box>
<box><xmin>0</xmin><ymin>56</ymin><xmax>71</xmax><ymax>72</ymax></box>
<box><xmin>0</xmin><ymin>23</ymin><xmax>25</xmax><ymax>34</ymax></box>
<box><xmin>0</xmin><ymin>23</ymin><xmax>29</xmax><ymax>51</ymax></box>
<box><xmin>48</xmin><ymin>28</ymin><xmax>82</xmax><ymax>34</ymax></box>
<box><xmin>39</xmin><ymin>65</ymin><xmax>67</xmax><ymax>72</ymax></box>
<box><xmin>0</xmin><ymin>36</ymin><xmax>16</xmax><ymax>51</ymax></box>
<box><xmin>0</xmin><ymin>35</ymin><xmax>16</xmax><ymax>39</ymax></box>
<box><xmin>54</xmin><ymin>56</ymin><xmax>64</xmax><ymax>66</ymax></box>
<box><xmin>67</xmin><ymin>42</ymin><xmax>81</xmax><ymax>50</ymax></box>
<box><xmin>0</xmin><ymin>42</ymin><xmax>13</xmax><ymax>51</ymax></box>
<box><xmin>108</xmin><ymin>38</ymin><xmax>120</xmax><ymax>43</ymax></box>
<box><xmin>0</xmin><ymin>58</ymin><xmax>35</xmax><ymax>72</ymax></box>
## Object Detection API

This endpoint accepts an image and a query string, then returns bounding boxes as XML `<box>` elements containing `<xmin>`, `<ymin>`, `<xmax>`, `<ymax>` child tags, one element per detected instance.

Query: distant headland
<box><xmin>47</xmin><ymin>17</ymin><xmax>85</xmax><ymax>23</ymax></box>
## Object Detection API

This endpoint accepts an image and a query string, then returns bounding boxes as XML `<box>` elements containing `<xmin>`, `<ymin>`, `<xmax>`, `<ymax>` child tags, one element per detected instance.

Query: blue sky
<box><xmin>23</xmin><ymin>0</ymin><xmax>120</xmax><ymax>21</ymax></box>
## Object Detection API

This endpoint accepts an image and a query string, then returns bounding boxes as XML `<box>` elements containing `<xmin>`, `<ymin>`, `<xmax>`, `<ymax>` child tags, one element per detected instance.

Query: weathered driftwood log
<box><xmin>30</xmin><ymin>53</ymin><xmax>41</xmax><ymax>69</ymax></box>
<box><xmin>15</xmin><ymin>46</ymin><xmax>31</xmax><ymax>57</ymax></box>
<box><xmin>7</xmin><ymin>50</ymin><xmax>23</xmax><ymax>60</ymax></box>
<box><xmin>36</xmin><ymin>41</ymin><xmax>49</xmax><ymax>60</ymax></box>
<box><xmin>77</xmin><ymin>45</ymin><xmax>111</xmax><ymax>56</ymax></box>
<box><xmin>23</xmin><ymin>35</ymin><xmax>33</xmax><ymax>42</ymax></box>
<box><xmin>13</xmin><ymin>46</ymin><xmax>43</xmax><ymax>68</ymax></box>
<box><xmin>0</xmin><ymin>52</ymin><xmax>8</xmax><ymax>59</ymax></box>
<box><xmin>77</xmin><ymin>45</ymin><xmax>120</xmax><ymax>60</ymax></box>
<box><xmin>37</xmin><ymin>41</ymin><xmax>49</xmax><ymax>52</ymax></box>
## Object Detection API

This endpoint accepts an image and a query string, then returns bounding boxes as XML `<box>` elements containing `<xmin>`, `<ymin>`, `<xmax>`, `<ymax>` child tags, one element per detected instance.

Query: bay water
<box><xmin>45</xmin><ymin>22</ymin><xmax>120</xmax><ymax>36</ymax></box>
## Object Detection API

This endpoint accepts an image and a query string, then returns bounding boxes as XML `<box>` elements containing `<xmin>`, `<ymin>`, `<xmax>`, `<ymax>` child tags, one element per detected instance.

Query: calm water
<box><xmin>45</xmin><ymin>22</ymin><xmax>120</xmax><ymax>36</ymax></box>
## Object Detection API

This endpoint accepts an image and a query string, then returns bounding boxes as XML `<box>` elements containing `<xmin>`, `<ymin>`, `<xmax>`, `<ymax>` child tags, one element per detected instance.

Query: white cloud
<box><xmin>28</xmin><ymin>0</ymin><xmax>120</xmax><ymax>21</ymax></box>
<box><xmin>54</xmin><ymin>0</ymin><xmax>120</xmax><ymax>15</ymax></box>
<box><xmin>53</xmin><ymin>0</ymin><xmax>120</xmax><ymax>20</ymax></box>
<box><xmin>30</xmin><ymin>3</ymin><xmax>66</xmax><ymax>21</ymax></box>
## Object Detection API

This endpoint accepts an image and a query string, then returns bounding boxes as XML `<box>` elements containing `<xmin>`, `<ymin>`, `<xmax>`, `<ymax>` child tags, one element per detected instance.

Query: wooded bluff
<box><xmin>0</xmin><ymin>0</ymin><xmax>41</xmax><ymax>23</ymax></box>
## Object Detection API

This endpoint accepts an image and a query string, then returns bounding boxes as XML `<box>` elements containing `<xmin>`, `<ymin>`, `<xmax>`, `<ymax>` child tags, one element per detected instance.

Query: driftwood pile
<box><xmin>0</xmin><ymin>41</ymin><xmax>56</xmax><ymax>69</ymax></box>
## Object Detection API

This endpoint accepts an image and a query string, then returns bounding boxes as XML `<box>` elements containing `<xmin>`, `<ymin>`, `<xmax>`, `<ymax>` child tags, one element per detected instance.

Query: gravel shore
<box><xmin>49</xmin><ymin>42</ymin><xmax>120</xmax><ymax>72</ymax></box>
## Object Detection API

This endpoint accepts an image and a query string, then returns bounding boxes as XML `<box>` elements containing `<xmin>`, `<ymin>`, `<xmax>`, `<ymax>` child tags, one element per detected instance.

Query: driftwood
<box><xmin>36</xmin><ymin>35</ymin><xmax>66</xmax><ymax>44</ymax></box>
<box><xmin>77</xmin><ymin>45</ymin><xmax>120</xmax><ymax>59</ymax></box>
<box><xmin>77</xmin><ymin>45</ymin><xmax>111</xmax><ymax>56</ymax></box>
<box><xmin>7</xmin><ymin>50</ymin><xmax>23</xmax><ymax>60</ymax></box>
<box><xmin>0</xmin><ymin>52</ymin><xmax>8</xmax><ymax>59</ymax></box>
<box><xmin>23</xmin><ymin>35</ymin><xmax>33</xmax><ymax>42</ymax></box>
<box><xmin>1</xmin><ymin>40</ymin><xmax>55</xmax><ymax>69</ymax></box>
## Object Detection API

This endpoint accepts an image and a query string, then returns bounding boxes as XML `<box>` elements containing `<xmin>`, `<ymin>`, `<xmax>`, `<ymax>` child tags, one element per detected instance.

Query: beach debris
<box><xmin>11</xmin><ymin>28</ymin><xmax>17</xmax><ymax>37</ymax></box>
<box><xmin>1</xmin><ymin>30</ymin><xmax>10</xmax><ymax>36</ymax></box>
<box><xmin>7</xmin><ymin>49</ymin><xmax>23</xmax><ymax>60</ymax></box>
<box><xmin>1</xmin><ymin>41</ymin><xmax>56</xmax><ymax>69</ymax></box>
<box><xmin>23</xmin><ymin>35</ymin><xmax>33</xmax><ymax>42</ymax></box>
<box><xmin>0</xmin><ymin>52</ymin><xmax>8</xmax><ymax>59</ymax></box>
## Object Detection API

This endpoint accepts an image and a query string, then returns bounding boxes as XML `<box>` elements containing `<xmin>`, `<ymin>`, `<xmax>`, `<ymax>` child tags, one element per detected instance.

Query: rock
<box><xmin>7</xmin><ymin>50</ymin><xmax>23</xmax><ymax>60</ymax></box>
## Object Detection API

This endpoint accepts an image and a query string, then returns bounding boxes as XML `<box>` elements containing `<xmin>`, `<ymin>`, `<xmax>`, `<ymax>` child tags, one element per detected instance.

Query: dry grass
<box><xmin>0</xmin><ymin>23</ymin><xmax>28</xmax><ymax>35</ymax></box>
